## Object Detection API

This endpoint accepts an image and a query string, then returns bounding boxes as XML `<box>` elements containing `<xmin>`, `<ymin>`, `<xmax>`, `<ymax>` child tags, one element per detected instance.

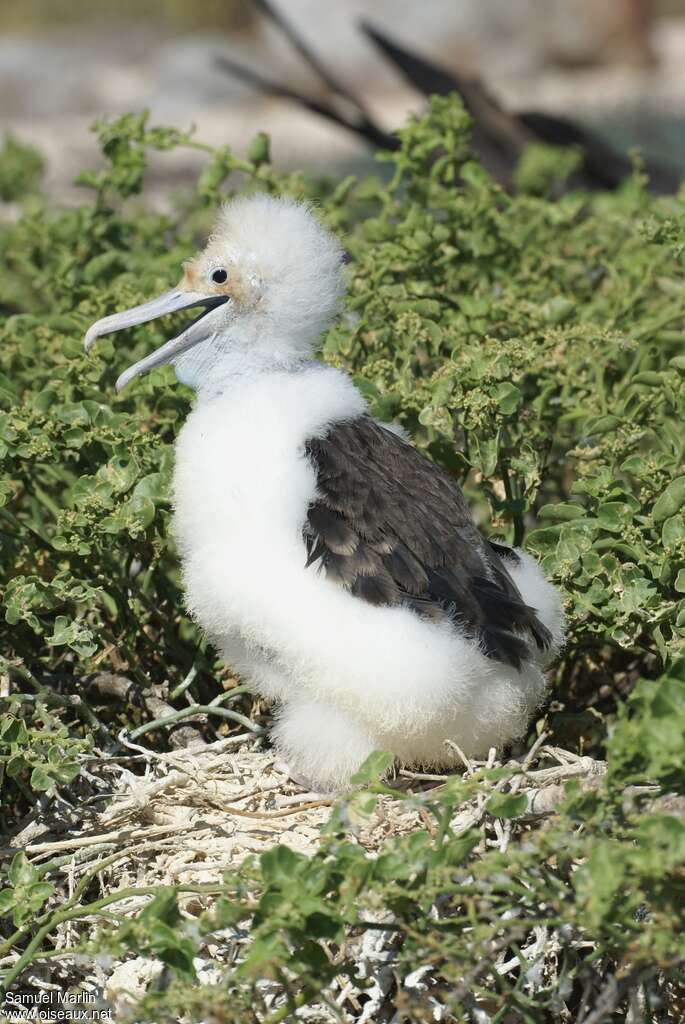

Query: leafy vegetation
<box><xmin>0</xmin><ymin>99</ymin><xmax>684</xmax><ymax>1021</ymax></box>
<box><xmin>0</xmin><ymin>135</ymin><xmax>44</xmax><ymax>203</ymax></box>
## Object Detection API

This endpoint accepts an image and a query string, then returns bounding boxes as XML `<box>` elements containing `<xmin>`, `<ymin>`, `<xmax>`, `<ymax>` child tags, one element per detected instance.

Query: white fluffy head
<box><xmin>173</xmin><ymin>195</ymin><xmax>345</xmax><ymax>389</ymax></box>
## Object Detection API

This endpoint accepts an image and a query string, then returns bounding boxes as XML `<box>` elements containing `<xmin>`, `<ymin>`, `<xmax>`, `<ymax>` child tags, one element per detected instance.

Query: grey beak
<box><xmin>84</xmin><ymin>288</ymin><xmax>229</xmax><ymax>390</ymax></box>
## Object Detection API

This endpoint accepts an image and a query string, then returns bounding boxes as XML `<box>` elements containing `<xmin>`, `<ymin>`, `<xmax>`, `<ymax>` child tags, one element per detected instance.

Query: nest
<box><xmin>4</xmin><ymin>724</ymin><xmax>626</xmax><ymax>1021</ymax></box>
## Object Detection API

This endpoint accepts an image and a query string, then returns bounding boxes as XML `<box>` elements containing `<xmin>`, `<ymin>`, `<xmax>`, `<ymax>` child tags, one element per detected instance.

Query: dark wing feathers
<box><xmin>303</xmin><ymin>416</ymin><xmax>551</xmax><ymax>669</ymax></box>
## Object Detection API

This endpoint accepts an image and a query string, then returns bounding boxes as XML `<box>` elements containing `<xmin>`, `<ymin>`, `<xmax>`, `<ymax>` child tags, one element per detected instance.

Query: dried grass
<box><xmin>4</xmin><ymin>730</ymin><xmax>619</xmax><ymax>1019</ymax></box>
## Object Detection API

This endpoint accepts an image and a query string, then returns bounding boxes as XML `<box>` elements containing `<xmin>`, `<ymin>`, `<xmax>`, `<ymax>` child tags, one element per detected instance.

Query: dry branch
<box><xmin>87</xmin><ymin>672</ymin><xmax>207</xmax><ymax>749</ymax></box>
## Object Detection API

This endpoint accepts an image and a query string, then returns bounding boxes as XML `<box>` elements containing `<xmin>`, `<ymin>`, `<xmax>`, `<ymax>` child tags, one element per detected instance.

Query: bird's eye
<box><xmin>211</xmin><ymin>268</ymin><xmax>228</xmax><ymax>284</ymax></box>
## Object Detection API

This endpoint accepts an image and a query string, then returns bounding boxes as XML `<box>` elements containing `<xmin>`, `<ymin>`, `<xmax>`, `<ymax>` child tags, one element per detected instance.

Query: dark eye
<box><xmin>212</xmin><ymin>268</ymin><xmax>227</xmax><ymax>284</ymax></box>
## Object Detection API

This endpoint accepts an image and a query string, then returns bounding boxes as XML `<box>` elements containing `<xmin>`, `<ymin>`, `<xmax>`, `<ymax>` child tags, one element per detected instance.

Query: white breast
<box><xmin>172</xmin><ymin>363</ymin><xmax>365</xmax><ymax>561</ymax></box>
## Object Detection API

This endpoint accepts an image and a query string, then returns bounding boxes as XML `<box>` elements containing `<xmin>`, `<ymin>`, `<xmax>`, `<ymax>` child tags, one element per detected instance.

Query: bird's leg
<box><xmin>273</xmin><ymin>761</ymin><xmax>336</xmax><ymax>799</ymax></box>
<box><xmin>271</xmin><ymin>699</ymin><xmax>376</xmax><ymax>795</ymax></box>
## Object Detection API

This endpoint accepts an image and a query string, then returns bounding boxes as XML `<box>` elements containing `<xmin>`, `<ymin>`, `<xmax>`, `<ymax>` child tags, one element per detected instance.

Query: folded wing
<box><xmin>303</xmin><ymin>416</ymin><xmax>551</xmax><ymax>669</ymax></box>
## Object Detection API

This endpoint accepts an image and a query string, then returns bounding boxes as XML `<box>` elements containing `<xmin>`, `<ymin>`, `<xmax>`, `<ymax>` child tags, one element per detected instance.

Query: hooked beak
<box><xmin>83</xmin><ymin>288</ymin><xmax>229</xmax><ymax>391</ymax></box>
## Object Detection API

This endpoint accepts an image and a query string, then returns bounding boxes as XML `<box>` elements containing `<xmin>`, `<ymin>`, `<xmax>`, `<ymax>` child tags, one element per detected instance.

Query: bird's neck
<box><xmin>173</xmin><ymin>325</ymin><xmax>313</xmax><ymax>398</ymax></box>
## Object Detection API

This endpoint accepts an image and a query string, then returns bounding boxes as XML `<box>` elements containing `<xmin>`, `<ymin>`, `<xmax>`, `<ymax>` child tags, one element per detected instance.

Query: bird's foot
<box><xmin>274</xmin><ymin>760</ymin><xmax>335</xmax><ymax>799</ymax></box>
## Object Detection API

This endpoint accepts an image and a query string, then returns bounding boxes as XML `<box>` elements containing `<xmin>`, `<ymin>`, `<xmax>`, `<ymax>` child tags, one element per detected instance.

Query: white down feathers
<box><xmin>173</xmin><ymin>363</ymin><xmax>563</xmax><ymax>790</ymax></box>
<box><xmin>208</xmin><ymin>195</ymin><xmax>345</xmax><ymax>353</ymax></box>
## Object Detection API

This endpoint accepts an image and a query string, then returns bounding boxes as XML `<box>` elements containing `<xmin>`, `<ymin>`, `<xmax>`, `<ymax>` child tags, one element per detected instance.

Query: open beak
<box><xmin>84</xmin><ymin>288</ymin><xmax>229</xmax><ymax>391</ymax></box>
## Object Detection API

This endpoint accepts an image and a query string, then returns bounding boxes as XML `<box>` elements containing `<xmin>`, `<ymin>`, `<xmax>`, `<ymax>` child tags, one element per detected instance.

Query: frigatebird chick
<box><xmin>84</xmin><ymin>195</ymin><xmax>565</xmax><ymax>791</ymax></box>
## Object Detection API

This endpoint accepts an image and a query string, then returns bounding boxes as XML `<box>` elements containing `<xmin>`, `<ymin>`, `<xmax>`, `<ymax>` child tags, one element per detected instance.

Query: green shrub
<box><xmin>1</xmin><ymin>100</ymin><xmax>684</xmax><ymax>1020</ymax></box>
<box><xmin>0</xmin><ymin>134</ymin><xmax>44</xmax><ymax>202</ymax></box>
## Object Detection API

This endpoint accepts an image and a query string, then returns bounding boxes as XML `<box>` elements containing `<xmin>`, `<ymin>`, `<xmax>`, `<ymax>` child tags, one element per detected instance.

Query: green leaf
<box><xmin>0</xmin><ymin>889</ymin><xmax>16</xmax><ymax>914</ymax></box>
<box><xmin>132</xmin><ymin>472</ymin><xmax>170</xmax><ymax>503</ymax></box>
<box><xmin>493</xmin><ymin>382</ymin><xmax>521</xmax><ymax>415</ymax></box>
<box><xmin>653</xmin><ymin>476</ymin><xmax>685</xmax><ymax>523</ymax></box>
<box><xmin>349</xmin><ymin>750</ymin><xmax>395</xmax><ymax>786</ymax></box>
<box><xmin>538</xmin><ymin>503</ymin><xmax>585</xmax><ymax>521</ymax></box>
<box><xmin>83</xmin><ymin>251</ymin><xmax>126</xmax><ymax>283</ymax></box>
<box><xmin>50</xmin><ymin>760</ymin><xmax>80</xmax><ymax>785</ymax></box>
<box><xmin>304</xmin><ymin>911</ymin><xmax>342</xmax><ymax>941</ymax></box>
<box><xmin>9</xmin><ymin>852</ymin><xmax>36</xmax><ymax>888</ymax></box>
<box><xmin>486</xmin><ymin>792</ymin><xmax>528</xmax><ymax>819</ymax></box>
<box><xmin>26</xmin><ymin>881</ymin><xmax>55</xmax><ymax>910</ymax></box>
<box><xmin>0</xmin><ymin>718</ymin><xmax>30</xmax><ymax>745</ymax></box>
<box><xmin>260</xmin><ymin>845</ymin><xmax>305</xmax><ymax>889</ymax></box>
<box><xmin>541</xmin><ymin>296</ymin><xmax>575</xmax><ymax>324</ymax></box>
<box><xmin>46</xmin><ymin>616</ymin><xmax>97</xmax><ymax>657</ymax></box>
<box><xmin>442</xmin><ymin>830</ymin><xmax>481</xmax><ymax>865</ymax></box>
<box><xmin>140</xmin><ymin>887</ymin><xmax>182</xmax><ymax>927</ymax></box>
<box><xmin>608</xmin><ymin>664</ymin><xmax>685</xmax><ymax>792</ymax></box>
<box><xmin>96</xmin><ymin>456</ymin><xmax>140</xmax><ymax>495</ymax></box>
<box><xmin>246</xmin><ymin>131</ymin><xmax>270</xmax><ymax>166</ymax></box>
<box><xmin>574</xmin><ymin>841</ymin><xmax>625</xmax><ymax>927</ymax></box>
<box><xmin>6</xmin><ymin>755</ymin><xmax>28</xmax><ymax>779</ymax></box>
<box><xmin>662</xmin><ymin>515</ymin><xmax>685</xmax><ymax>548</ymax></box>
<box><xmin>597</xmin><ymin>502</ymin><xmax>632</xmax><ymax>532</ymax></box>
<box><xmin>30</xmin><ymin>765</ymin><xmax>55</xmax><ymax>792</ymax></box>
<box><xmin>146</xmin><ymin>920</ymin><xmax>197</xmax><ymax>979</ymax></box>
<box><xmin>469</xmin><ymin>431</ymin><xmax>499</xmax><ymax>477</ymax></box>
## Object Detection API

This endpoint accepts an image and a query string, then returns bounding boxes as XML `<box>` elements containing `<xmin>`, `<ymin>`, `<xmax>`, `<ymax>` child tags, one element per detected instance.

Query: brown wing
<box><xmin>303</xmin><ymin>416</ymin><xmax>551</xmax><ymax>669</ymax></box>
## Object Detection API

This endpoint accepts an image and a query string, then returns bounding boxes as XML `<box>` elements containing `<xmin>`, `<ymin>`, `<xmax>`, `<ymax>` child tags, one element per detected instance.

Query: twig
<box><xmin>399</xmin><ymin>769</ymin><xmax>450</xmax><ymax>782</ymax></box>
<box><xmin>128</xmin><ymin>704</ymin><xmax>264</xmax><ymax>740</ymax></box>
<box><xmin>210</xmin><ymin>798</ymin><xmax>333</xmax><ymax>820</ymax></box>
<box><xmin>492</xmin><ymin>817</ymin><xmax>508</xmax><ymax>853</ymax></box>
<box><xmin>114</xmin><ymin>729</ymin><xmax>259</xmax><ymax>761</ymax></box>
<box><xmin>579</xmin><ymin>966</ymin><xmax>653</xmax><ymax>1024</ymax></box>
<box><xmin>0</xmin><ymin>823</ymin><xmax>184</xmax><ymax>858</ymax></box>
<box><xmin>169</xmin><ymin>662</ymin><xmax>199</xmax><ymax>702</ymax></box>
<box><xmin>88</xmin><ymin>673</ymin><xmax>207</xmax><ymax>749</ymax></box>
<box><xmin>522</xmin><ymin>729</ymin><xmax>549</xmax><ymax>769</ymax></box>
<box><xmin>444</xmin><ymin>739</ymin><xmax>474</xmax><ymax>774</ymax></box>
<box><xmin>209</xmin><ymin>685</ymin><xmax>253</xmax><ymax>706</ymax></box>
<box><xmin>252</xmin><ymin>0</ymin><xmax>364</xmax><ymax>110</ymax></box>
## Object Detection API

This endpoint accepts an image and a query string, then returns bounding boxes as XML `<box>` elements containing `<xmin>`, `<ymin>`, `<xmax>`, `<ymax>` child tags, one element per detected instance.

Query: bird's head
<box><xmin>84</xmin><ymin>195</ymin><xmax>345</xmax><ymax>392</ymax></box>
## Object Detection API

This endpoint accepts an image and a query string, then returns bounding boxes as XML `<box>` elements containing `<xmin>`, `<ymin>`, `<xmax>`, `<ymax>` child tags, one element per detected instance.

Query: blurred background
<box><xmin>1</xmin><ymin>0</ymin><xmax>684</xmax><ymax>203</ymax></box>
